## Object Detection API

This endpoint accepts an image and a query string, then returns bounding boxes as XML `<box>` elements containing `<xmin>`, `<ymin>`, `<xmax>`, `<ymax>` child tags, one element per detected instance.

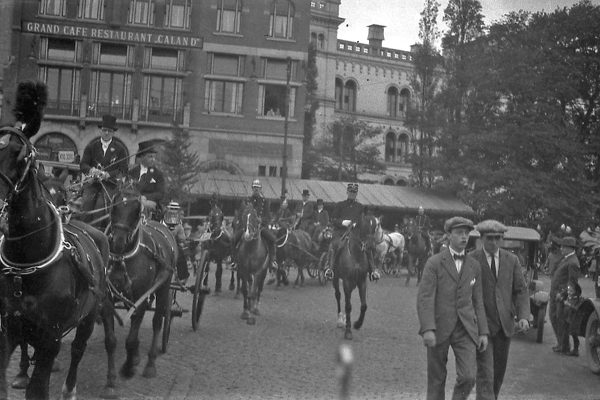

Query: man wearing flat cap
<box><xmin>549</xmin><ymin>236</ymin><xmax>580</xmax><ymax>354</ymax></box>
<box><xmin>417</xmin><ymin>216</ymin><xmax>488</xmax><ymax>400</ymax></box>
<box><xmin>470</xmin><ymin>220</ymin><xmax>530</xmax><ymax>400</ymax></box>
<box><xmin>128</xmin><ymin>142</ymin><xmax>165</xmax><ymax>220</ymax></box>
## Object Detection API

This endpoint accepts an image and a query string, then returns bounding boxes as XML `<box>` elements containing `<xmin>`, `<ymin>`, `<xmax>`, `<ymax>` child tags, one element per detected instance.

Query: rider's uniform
<box><xmin>329</xmin><ymin>197</ymin><xmax>364</xmax><ymax>270</ymax></box>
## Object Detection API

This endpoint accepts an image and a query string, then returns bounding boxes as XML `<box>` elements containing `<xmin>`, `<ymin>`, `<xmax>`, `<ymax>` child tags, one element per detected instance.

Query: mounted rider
<box><xmin>414</xmin><ymin>205</ymin><xmax>432</xmax><ymax>254</ymax></box>
<box><xmin>326</xmin><ymin>183</ymin><xmax>380</xmax><ymax>281</ymax></box>
<box><xmin>162</xmin><ymin>201</ymin><xmax>190</xmax><ymax>285</ymax></box>
<box><xmin>274</xmin><ymin>196</ymin><xmax>295</xmax><ymax>230</ymax></box>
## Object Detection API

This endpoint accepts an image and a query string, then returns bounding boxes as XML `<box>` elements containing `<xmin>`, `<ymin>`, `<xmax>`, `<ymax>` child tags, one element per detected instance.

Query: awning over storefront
<box><xmin>192</xmin><ymin>173</ymin><xmax>473</xmax><ymax>216</ymax></box>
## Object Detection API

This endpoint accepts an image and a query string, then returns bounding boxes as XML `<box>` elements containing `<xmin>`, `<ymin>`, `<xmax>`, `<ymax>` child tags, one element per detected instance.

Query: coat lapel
<box><xmin>441</xmin><ymin>250</ymin><xmax>459</xmax><ymax>282</ymax></box>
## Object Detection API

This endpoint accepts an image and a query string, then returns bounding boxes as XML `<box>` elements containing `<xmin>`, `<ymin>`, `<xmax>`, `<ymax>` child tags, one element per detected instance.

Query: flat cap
<box><xmin>444</xmin><ymin>216</ymin><xmax>474</xmax><ymax>233</ymax></box>
<box><xmin>555</xmin><ymin>236</ymin><xmax>577</xmax><ymax>248</ymax></box>
<box><xmin>476</xmin><ymin>219</ymin><xmax>508</xmax><ymax>235</ymax></box>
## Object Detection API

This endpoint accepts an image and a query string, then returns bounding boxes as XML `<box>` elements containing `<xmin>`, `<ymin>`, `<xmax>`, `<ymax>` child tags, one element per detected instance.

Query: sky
<box><xmin>338</xmin><ymin>0</ymin><xmax>600</xmax><ymax>51</ymax></box>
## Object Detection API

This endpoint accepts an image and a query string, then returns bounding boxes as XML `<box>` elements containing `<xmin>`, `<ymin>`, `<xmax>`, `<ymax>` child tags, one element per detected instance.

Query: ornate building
<box><xmin>310</xmin><ymin>0</ymin><xmax>417</xmax><ymax>185</ymax></box>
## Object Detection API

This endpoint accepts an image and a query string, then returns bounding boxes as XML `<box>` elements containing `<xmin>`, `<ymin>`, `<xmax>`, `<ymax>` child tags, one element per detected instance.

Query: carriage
<box><xmin>468</xmin><ymin>226</ymin><xmax>549</xmax><ymax>343</ymax></box>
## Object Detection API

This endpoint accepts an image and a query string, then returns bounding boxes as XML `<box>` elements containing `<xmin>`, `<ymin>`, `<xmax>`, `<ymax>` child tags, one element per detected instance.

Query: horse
<box><xmin>199</xmin><ymin>205</ymin><xmax>232</xmax><ymax>294</ymax></box>
<box><xmin>333</xmin><ymin>215</ymin><xmax>378</xmax><ymax>340</ymax></box>
<box><xmin>274</xmin><ymin>226</ymin><xmax>317</xmax><ymax>287</ymax></box>
<box><xmin>77</xmin><ymin>175</ymin><xmax>119</xmax><ymax>232</ymax></box>
<box><xmin>0</xmin><ymin>126</ymin><xmax>116</xmax><ymax>400</ymax></box>
<box><xmin>373</xmin><ymin>220</ymin><xmax>405</xmax><ymax>275</ymax></box>
<box><xmin>236</xmin><ymin>205</ymin><xmax>269</xmax><ymax>325</ymax></box>
<box><xmin>107</xmin><ymin>185</ymin><xmax>177</xmax><ymax>379</ymax></box>
<box><xmin>405</xmin><ymin>219</ymin><xmax>428</xmax><ymax>286</ymax></box>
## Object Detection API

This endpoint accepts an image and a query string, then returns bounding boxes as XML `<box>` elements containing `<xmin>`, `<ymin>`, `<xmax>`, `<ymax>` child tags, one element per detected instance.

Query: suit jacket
<box><xmin>417</xmin><ymin>248</ymin><xmax>489</xmax><ymax>345</ymax></box>
<box><xmin>470</xmin><ymin>248</ymin><xmax>530</xmax><ymax>337</ymax></box>
<box><xmin>550</xmin><ymin>253</ymin><xmax>580</xmax><ymax>295</ymax></box>
<box><xmin>315</xmin><ymin>209</ymin><xmax>330</xmax><ymax>226</ymax></box>
<box><xmin>128</xmin><ymin>164</ymin><xmax>166</xmax><ymax>204</ymax></box>
<box><xmin>80</xmin><ymin>140</ymin><xmax>128</xmax><ymax>179</ymax></box>
<box><xmin>298</xmin><ymin>201</ymin><xmax>315</xmax><ymax>225</ymax></box>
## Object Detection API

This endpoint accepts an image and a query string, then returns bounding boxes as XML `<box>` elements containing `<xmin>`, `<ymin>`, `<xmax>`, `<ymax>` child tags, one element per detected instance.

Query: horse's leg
<box><xmin>215</xmin><ymin>259</ymin><xmax>223</xmax><ymax>293</ymax></box>
<box><xmin>417</xmin><ymin>259</ymin><xmax>424</xmax><ymax>284</ymax></box>
<box><xmin>0</xmin><ymin>328</ymin><xmax>19</xmax><ymax>400</ymax></box>
<box><xmin>353</xmin><ymin>279</ymin><xmax>368</xmax><ymax>330</ymax></box>
<box><xmin>405</xmin><ymin>255</ymin><xmax>413</xmax><ymax>286</ymax></box>
<box><xmin>343</xmin><ymin>281</ymin><xmax>354</xmax><ymax>340</ymax></box>
<box><xmin>229</xmin><ymin>269</ymin><xmax>236</xmax><ymax>291</ymax></box>
<box><xmin>143</xmin><ymin>285</ymin><xmax>168</xmax><ymax>378</ymax></box>
<box><xmin>11</xmin><ymin>342</ymin><xmax>30</xmax><ymax>389</ymax></box>
<box><xmin>62</xmin><ymin>312</ymin><xmax>97</xmax><ymax>400</ymax></box>
<box><xmin>99</xmin><ymin>299</ymin><xmax>117</xmax><ymax>399</ymax></box>
<box><xmin>247</xmin><ymin>273</ymin><xmax>257</xmax><ymax>325</ymax></box>
<box><xmin>240</xmin><ymin>274</ymin><xmax>250</xmax><ymax>319</ymax></box>
<box><xmin>27</xmin><ymin>343</ymin><xmax>59</xmax><ymax>400</ymax></box>
<box><xmin>120</xmin><ymin>303</ymin><xmax>146</xmax><ymax>379</ymax></box>
<box><xmin>333</xmin><ymin>277</ymin><xmax>345</xmax><ymax>328</ymax></box>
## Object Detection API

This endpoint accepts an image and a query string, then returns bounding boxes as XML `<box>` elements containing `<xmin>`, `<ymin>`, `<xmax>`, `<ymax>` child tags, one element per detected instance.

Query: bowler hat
<box><xmin>98</xmin><ymin>114</ymin><xmax>118</xmax><ymax>131</ymax></box>
<box><xmin>476</xmin><ymin>220</ymin><xmax>508</xmax><ymax>236</ymax></box>
<box><xmin>444</xmin><ymin>216</ymin><xmax>474</xmax><ymax>233</ymax></box>
<box><xmin>316</xmin><ymin>198</ymin><xmax>324</xmax><ymax>205</ymax></box>
<box><xmin>137</xmin><ymin>141</ymin><xmax>157</xmax><ymax>156</ymax></box>
<box><xmin>556</xmin><ymin>236</ymin><xmax>577</xmax><ymax>248</ymax></box>
<box><xmin>302</xmin><ymin>189</ymin><xmax>310</xmax><ymax>196</ymax></box>
<box><xmin>347</xmin><ymin>183</ymin><xmax>358</xmax><ymax>193</ymax></box>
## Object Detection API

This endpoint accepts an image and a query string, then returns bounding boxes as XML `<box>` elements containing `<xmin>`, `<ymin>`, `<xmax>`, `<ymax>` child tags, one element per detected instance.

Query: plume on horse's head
<box><xmin>13</xmin><ymin>80</ymin><xmax>48</xmax><ymax>138</ymax></box>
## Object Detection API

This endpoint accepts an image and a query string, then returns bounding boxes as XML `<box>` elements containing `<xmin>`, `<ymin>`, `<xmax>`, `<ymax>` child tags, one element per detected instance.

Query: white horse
<box><xmin>373</xmin><ymin>220</ymin><xmax>405</xmax><ymax>275</ymax></box>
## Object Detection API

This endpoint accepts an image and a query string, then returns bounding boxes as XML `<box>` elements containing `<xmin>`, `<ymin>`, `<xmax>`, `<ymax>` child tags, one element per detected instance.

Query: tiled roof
<box><xmin>193</xmin><ymin>173</ymin><xmax>473</xmax><ymax>215</ymax></box>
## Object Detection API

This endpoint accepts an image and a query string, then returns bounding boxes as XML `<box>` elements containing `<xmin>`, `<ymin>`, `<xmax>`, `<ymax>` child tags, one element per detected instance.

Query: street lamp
<box><xmin>281</xmin><ymin>57</ymin><xmax>292</xmax><ymax>198</ymax></box>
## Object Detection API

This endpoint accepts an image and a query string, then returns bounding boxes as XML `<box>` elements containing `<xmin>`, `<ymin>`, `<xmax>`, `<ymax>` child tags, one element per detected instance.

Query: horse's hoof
<box><xmin>247</xmin><ymin>317</ymin><xmax>256</xmax><ymax>325</ymax></box>
<box><xmin>229</xmin><ymin>283</ymin><xmax>235</xmax><ymax>291</ymax></box>
<box><xmin>132</xmin><ymin>354</ymin><xmax>141</xmax><ymax>366</ymax></box>
<box><xmin>353</xmin><ymin>321</ymin><xmax>363</xmax><ymax>330</ymax></box>
<box><xmin>100</xmin><ymin>386</ymin><xmax>118</xmax><ymax>399</ymax></box>
<box><xmin>142</xmin><ymin>365</ymin><xmax>157</xmax><ymax>378</ymax></box>
<box><xmin>337</xmin><ymin>314</ymin><xmax>346</xmax><ymax>328</ymax></box>
<box><xmin>119</xmin><ymin>363</ymin><xmax>135</xmax><ymax>379</ymax></box>
<box><xmin>11</xmin><ymin>374</ymin><xmax>28</xmax><ymax>390</ymax></box>
<box><xmin>251</xmin><ymin>308</ymin><xmax>260</xmax><ymax>316</ymax></box>
<box><xmin>52</xmin><ymin>359</ymin><xmax>62</xmax><ymax>372</ymax></box>
<box><xmin>344</xmin><ymin>331</ymin><xmax>353</xmax><ymax>340</ymax></box>
<box><xmin>61</xmin><ymin>383</ymin><xmax>77</xmax><ymax>400</ymax></box>
<box><xmin>241</xmin><ymin>310</ymin><xmax>249</xmax><ymax>320</ymax></box>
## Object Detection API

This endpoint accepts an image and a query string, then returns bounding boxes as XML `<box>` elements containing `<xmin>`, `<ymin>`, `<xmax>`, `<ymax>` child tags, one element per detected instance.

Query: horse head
<box><xmin>109</xmin><ymin>186</ymin><xmax>143</xmax><ymax>254</ymax></box>
<box><xmin>240</xmin><ymin>205</ymin><xmax>260</xmax><ymax>241</ymax></box>
<box><xmin>209</xmin><ymin>205</ymin><xmax>224</xmax><ymax>235</ymax></box>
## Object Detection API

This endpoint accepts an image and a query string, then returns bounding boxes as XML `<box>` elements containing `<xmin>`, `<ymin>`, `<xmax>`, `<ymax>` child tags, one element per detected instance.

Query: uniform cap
<box><xmin>476</xmin><ymin>220</ymin><xmax>508</xmax><ymax>236</ymax></box>
<box><xmin>444</xmin><ymin>216</ymin><xmax>474</xmax><ymax>233</ymax></box>
<box><xmin>347</xmin><ymin>183</ymin><xmax>359</xmax><ymax>193</ymax></box>
<box><xmin>252</xmin><ymin>179</ymin><xmax>262</xmax><ymax>188</ymax></box>
<box><xmin>166</xmin><ymin>201</ymin><xmax>180</xmax><ymax>210</ymax></box>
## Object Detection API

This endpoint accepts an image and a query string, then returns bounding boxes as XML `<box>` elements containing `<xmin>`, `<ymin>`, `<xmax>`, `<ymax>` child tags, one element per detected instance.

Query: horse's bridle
<box><xmin>109</xmin><ymin>195</ymin><xmax>143</xmax><ymax>246</ymax></box>
<box><xmin>0</xmin><ymin>128</ymin><xmax>37</xmax><ymax>213</ymax></box>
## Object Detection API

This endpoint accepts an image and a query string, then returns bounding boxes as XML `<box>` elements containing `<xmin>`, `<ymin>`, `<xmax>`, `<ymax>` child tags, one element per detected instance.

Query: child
<box><xmin>563</xmin><ymin>282</ymin><xmax>584</xmax><ymax>356</ymax></box>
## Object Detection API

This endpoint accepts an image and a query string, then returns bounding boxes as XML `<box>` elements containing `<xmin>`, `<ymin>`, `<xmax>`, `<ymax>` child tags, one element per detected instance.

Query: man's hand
<box><xmin>517</xmin><ymin>318</ymin><xmax>529</xmax><ymax>331</ymax></box>
<box><xmin>342</xmin><ymin>220</ymin><xmax>352</xmax><ymax>227</ymax></box>
<box><xmin>477</xmin><ymin>335</ymin><xmax>488</xmax><ymax>352</ymax></box>
<box><xmin>422</xmin><ymin>330</ymin><xmax>436</xmax><ymax>347</ymax></box>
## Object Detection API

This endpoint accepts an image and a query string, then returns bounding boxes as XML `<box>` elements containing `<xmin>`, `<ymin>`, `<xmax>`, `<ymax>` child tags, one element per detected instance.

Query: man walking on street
<box><xmin>417</xmin><ymin>217</ymin><xmax>489</xmax><ymax>400</ymax></box>
<box><xmin>470</xmin><ymin>220</ymin><xmax>530</xmax><ymax>400</ymax></box>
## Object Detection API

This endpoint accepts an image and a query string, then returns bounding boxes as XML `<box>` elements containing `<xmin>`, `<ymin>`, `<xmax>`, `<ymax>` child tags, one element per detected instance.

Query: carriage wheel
<box><xmin>306</xmin><ymin>262</ymin><xmax>318</xmax><ymax>278</ymax></box>
<box><xmin>586</xmin><ymin>311</ymin><xmax>600</xmax><ymax>374</ymax></box>
<box><xmin>535</xmin><ymin>302</ymin><xmax>547</xmax><ymax>343</ymax></box>
<box><xmin>161</xmin><ymin>288</ymin><xmax>174</xmax><ymax>353</ymax></box>
<box><xmin>382</xmin><ymin>256</ymin><xmax>392</xmax><ymax>275</ymax></box>
<box><xmin>318</xmin><ymin>253</ymin><xmax>328</xmax><ymax>286</ymax></box>
<box><xmin>192</xmin><ymin>250</ymin><xmax>209</xmax><ymax>332</ymax></box>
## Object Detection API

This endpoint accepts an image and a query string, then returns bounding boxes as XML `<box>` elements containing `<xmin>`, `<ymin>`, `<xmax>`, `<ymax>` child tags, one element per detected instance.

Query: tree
<box><xmin>161</xmin><ymin>125</ymin><xmax>203</xmax><ymax>210</ymax></box>
<box><xmin>311</xmin><ymin>116</ymin><xmax>384</xmax><ymax>182</ymax></box>
<box><xmin>301</xmin><ymin>42</ymin><xmax>319</xmax><ymax>179</ymax></box>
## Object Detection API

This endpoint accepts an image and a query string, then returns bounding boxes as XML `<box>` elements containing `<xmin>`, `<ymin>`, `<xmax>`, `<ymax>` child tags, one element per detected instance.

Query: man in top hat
<box><xmin>80</xmin><ymin>114</ymin><xmax>128</xmax><ymax>212</ymax></box>
<box><xmin>470</xmin><ymin>220</ymin><xmax>530</xmax><ymax>400</ymax></box>
<box><xmin>128</xmin><ymin>142</ymin><xmax>165</xmax><ymax>219</ymax></box>
<box><xmin>295</xmin><ymin>189</ymin><xmax>316</xmax><ymax>234</ymax></box>
<box><xmin>549</xmin><ymin>236</ymin><xmax>580</xmax><ymax>354</ymax></box>
<box><xmin>274</xmin><ymin>196</ymin><xmax>295</xmax><ymax>230</ymax></box>
<box><xmin>315</xmin><ymin>198</ymin><xmax>329</xmax><ymax>227</ymax></box>
<box><xmin>417</xmin><ymin>216</ymin><xmax>488</xmax><ymax>400</ymax></box>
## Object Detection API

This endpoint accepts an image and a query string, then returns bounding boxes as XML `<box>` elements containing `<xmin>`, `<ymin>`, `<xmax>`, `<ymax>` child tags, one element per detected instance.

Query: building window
<box><xmin>318</xmin><ymin>33</ymin><xmax>325</xmax><ymax>49</ymax></box>
<box><xmin>343</xmin><ymin>80</ymin><xmax>356</xmax><ymax>112</ymax></box>
<box><xmin>387</xmin><ymin>86</ymin><xmax>399</xmax><ymax>118</ymax></box>
<box><xmin>144</xmin><ymin>47</ymin><xmax>182</xmax><ymax>70</ymax></box>
<box><xmin>399</xmin><ymin>88</ymin><xmax>410</xmax><ymax>114</ymax></box>
<box><xmin>258</xmin><ymin>165</ymin><xmax>266</xmax><ymax>176</ymax></box>
<box><xmin>269</xmin><ymin>0</ymin><xmax>294</xmax><ymax>39</ymax></box>
<box><xmin>89</xmin><ymin>71</ymin><xmax>132</xmax><ymax>119</ymax></box>
<box><xmin>205</xmin><ymin>81</ymin><xmax>243</xmax><ymax>114</ymax></box>
<box><xmin>385</xmin><ymin>131</ymin><xmax>396</xmax><ymax>162</ymax></box>
<box><xmin>39</xmin><ymin>0</ymin><xmax>66</xmax><ymax>16</ymax></box>
<box><xmin>210</xmin><ymin>53</ymin><xmax>243</xmax><ymax>76</ymax></box>
<box><xmin>165</xmin><ymin>0</ymin><xmax>191</xmax><ymax>29</ymax></box>
<box><xmin>216</xmin><ymin>0</ymin><xmax>242</xmax><ymax>34</ymax></box>
<box><xmin>310</xmin><ymin>32</ymin><xmax>317</xmax><ymax>44</ymax></box>
<box><xmin>95</xmin><ymin>43</ymin><xmax>132</xmax><ymax>66</ymax></box>
<box><xmin>39</xmin><ymin>67</ymin><xmax>81</xmax><ymax>116</ymax></box>
<box><xmin>128</xmin><ymin>0</ymin><xmax>155</xmax><ymax>26</ymax></box>
<box><xmin>78</xmin><ymin>0</ymin><xmax>104</xmax><ymax>20</ymax></box>
<box><xmin>141</xmin><ymin>75</ymin><xmax>183</xmax><ymax>122</ymax></box>
<box><xmin>269</xmin><ymin>166</ymin><xmax>277</xmax><ymax>177</ymax></box>
<box><xmin>39</xmin><ymin>38</ymin><xmax>81</xmax><ymax>62</ymax></box>
<box><xmin>335</xmin><ymin>78</ymin><xmax>343</xmax><ymax>110</ymax></box>
<box><xmin>339</xmin><ymin>43</ymin><xmax>344</xmax><ymax>49</ymax></box>
<box><xmin>258</xmin><ymin>84</ymin><xmax>295</xmax><ymax>118</ymax></box>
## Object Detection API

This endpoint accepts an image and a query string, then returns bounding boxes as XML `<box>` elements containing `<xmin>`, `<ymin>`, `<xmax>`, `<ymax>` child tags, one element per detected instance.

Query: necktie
<box><xmin>453</xmin><ymin>253</ymin><xmax>465</xmax><ymax>261</ymax></box>
<box><xmin>490</xmin><ymin>254</ymin><xmax>497</xmax><ymax>279</ymax></box>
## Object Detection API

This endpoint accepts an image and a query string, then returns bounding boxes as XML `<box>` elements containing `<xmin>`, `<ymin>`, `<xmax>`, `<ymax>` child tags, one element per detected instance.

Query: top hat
<box><xmin>444</xmin><ymin>216</ymin><xmax>474</xmax><ymax>233</ymax></box>
<box><xmin>302</xmin><ymin>189</ymin><xmax>310</xmax><ymax>197</ymax></box>
<box><xmin>98</xmin><ymin>114</ymin><xmax>118</xmax><ymax>131</ymax></box>
<box><xmin>316</xmin><ymin>198</ymin><xmax>324</xmax><ymax>205</ymax></box>
<box><xmin>137</xmin><ymin>141</ymin><xmax>157</xmax><ymax>156</ymax></box>
<box><xmin>347</xmin><ymin>183</ymin><xmax>359</xmax><ymax>193</ymax></box>
<box><xmin>252</xmin><ymin>179</ymin><xmax>262</xmax><ymax>188</ymax></box>
<box><xmin>476</xmin><ymin>220</ymin><xmax>508</xmax><ymax>236</ymax></box>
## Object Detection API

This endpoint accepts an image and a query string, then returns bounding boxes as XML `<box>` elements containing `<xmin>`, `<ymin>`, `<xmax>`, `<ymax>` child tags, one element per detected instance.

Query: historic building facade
<box><xmin>1</xmin><ymin>0</ymin><xmax>309</xmax><ymax>179</ymax></box>
<box><xmin>310</xmin><ymin>0</ymin><xmax>417</xmax><ymax>185</ymax></box>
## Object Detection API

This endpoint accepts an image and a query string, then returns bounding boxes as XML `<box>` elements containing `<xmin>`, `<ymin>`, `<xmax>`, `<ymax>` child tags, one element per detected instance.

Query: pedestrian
<box><xmin>128</xmin><ymin>142</ymin><xmax>165</xmax><ymax>220</ymax></box>
<box><xmin>549</xmin><ymin>236</ymin><xmax>580</xmax><ymax>354</ymax></box>
<box><xmin>559</xmin><ymin>282</ymin><xmax>583</xmax><ymax>357</ymax></box>
<box><xmin>470</xmin><ymin>220</ymin><xmax>530</xmax><ymax>400</ymax></box>
<box><xmin>417</xmin><ymin>216</ymin><xmax>489</xmax><ymax>400</ymax></box>
<box><xmin>544</xmin><ymin>234</ymin><xmax>562</xmax><ymax>276</ymax></box>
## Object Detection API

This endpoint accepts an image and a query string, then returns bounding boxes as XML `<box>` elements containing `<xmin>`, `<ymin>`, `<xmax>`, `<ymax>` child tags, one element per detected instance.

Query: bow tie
<box><xmin>453</xmin><ymin>253</ymin><xmax>465</xmax><ymax>261</ymax></box>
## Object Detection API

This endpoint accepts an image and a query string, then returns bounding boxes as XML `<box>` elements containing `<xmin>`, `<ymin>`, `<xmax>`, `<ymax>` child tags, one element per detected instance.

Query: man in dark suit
<box><xmin>470</xmin><ymin>220</ymin><xmax>530</xmax><ymax>400</ymax></box>
<box><xmin>295</xmin><ymin>189</ymin><xmax>315</xmax><ymax>234</ymax></box>
<box><xmin>417</xmin><ymin>216</ymin><xmax>489</xmax><ymax>400</ymax></box>
<box><xmin>128</xmin><ymin>142</ymin><xmax>165</xmax><ymax>219</ymax></box>
<box><xmin>549</xmin><ymin>236</ymin><xmax>580</xmax><ymax>353</ymax></box>
<box><xmin>79</xmin><ymin>114</ymin><xmax>128</xmax><ymax>213</ymax></box>
<box><xmin>315</xmin><ymin>198</ymin><xmax>329</xmax><ymax>227</ymax></box>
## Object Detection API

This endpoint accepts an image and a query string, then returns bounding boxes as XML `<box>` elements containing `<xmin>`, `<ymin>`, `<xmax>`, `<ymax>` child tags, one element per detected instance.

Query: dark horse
<box><xmin>0</xmin><ymin>127</ymin><xmax>116</xmax><ymax>400</ymax></box>
<box><xmin>236</xmin><ymin>205</ymin><xmax>269</xmax><ymax>325</ymax></box>
<box><xmin>275</xmin><ymin>227</ymin><xmax>317</xmax><ymax>287</ymax></box>
<box><xmin>200</xmin><ymin>204</ymin><xmax>232</xmax><ymax>294</ymax></box>
<box><xmin>77</xmin><ymin>176</ymin><xmax>118</xmax><ymax>232</ymax></box>
<box><xmin>107</xmin><ymin>185</ymin><xmax>176</xmax><ymax>379</ymax></box>
<box><xmin>333</xmin><ymin>215</ymin><xmax>378</xmax><ymax>340</ymax></box>
<box><xmin>405</xmin><ymin>219</ymin><xmax>428</xmax><ymax>286</ymax></box>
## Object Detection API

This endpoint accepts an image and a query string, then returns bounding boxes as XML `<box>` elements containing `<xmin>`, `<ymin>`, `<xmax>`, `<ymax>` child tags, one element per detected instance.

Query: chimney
<box><xmin>367</xmin><ymin>24</ymin><xmax>385</xmax><ymax>50</ymax></box>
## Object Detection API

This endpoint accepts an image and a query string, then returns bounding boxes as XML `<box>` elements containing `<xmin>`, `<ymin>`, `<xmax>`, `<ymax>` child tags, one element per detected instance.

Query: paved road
<box><xmin>4</xmin><ymin>269</ymin><xmax>600</xmax><ymax>399</ymax></box>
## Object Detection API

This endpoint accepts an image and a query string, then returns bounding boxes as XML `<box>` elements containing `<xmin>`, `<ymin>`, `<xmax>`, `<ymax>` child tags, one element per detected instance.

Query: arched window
<box><xmin>398</xmin><ymin>133</ymin><xmax>409</xmax><ymax>160</ymax></box>
<box><xmin>399</xmin><ymin>88</ymin><xmax>411</xmax><ymax>115</ymax></box>
<box><xmin>269</xmin><ymin>1</ymin><xmax>295</xmax><ymax>39</ymax></box>
<box><xmin>317</xmin><ymin>33</ymin><xmax>325</xmax><ymax>49</ymax></box>
<box><xmin>310</xmin><ymin>32</ymin><xmax>317</xmax><ymax>44</ymax></box>
<box><xmin>383</xmin><ymin>178</ymin><xmax>395</xmax><ymax>185</ymax></box>
<box><xmin>343</xmin><ymin>80</ymin><xmax>356</xmax><ymax>112</ymax></box>
<box><xmin>216</xmin><ymin>0</ymin><xmax>242</xmax><ymax>34</ymax></box>
<box><xmin>385</xmin><ymin>131</ymin><xmax>396</xmax><ymax>162</ymax></box>
<box><xmin>387</xmin><ymin>86</ymin><xmax>399</xmax><ymax>118</ymax></box>
<box><xmin>335</xmin><ymin>78</ymin><xmax>343</xmax><ymax>110</ymax></box>
<box><xmin>396</xmin><ymin>179</ymin><xmax>408</xmax><ymax>186</ymax></box>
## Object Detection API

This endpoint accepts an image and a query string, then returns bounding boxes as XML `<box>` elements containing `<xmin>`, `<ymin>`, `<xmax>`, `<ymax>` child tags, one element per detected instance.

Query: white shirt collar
<box><xmin>139</xmin><ymin>164</ymin><xmax>148</xmax><ymax>179</ymax></box>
